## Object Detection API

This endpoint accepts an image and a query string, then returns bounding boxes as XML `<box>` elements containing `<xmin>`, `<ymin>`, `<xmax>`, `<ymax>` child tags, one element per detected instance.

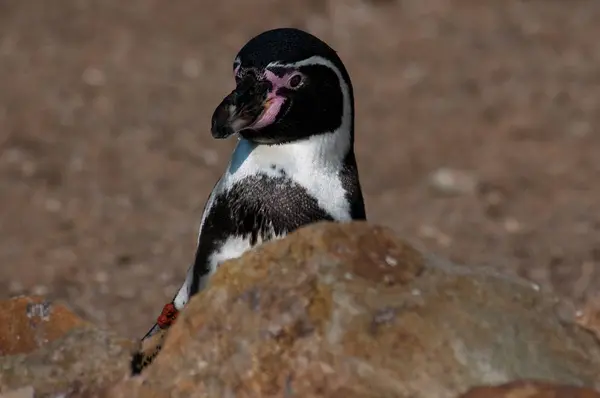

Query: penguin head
<box><xmin>211</xmin><ymin>28</ymin><xmax>354</xmax><ymax>145</ymax></box>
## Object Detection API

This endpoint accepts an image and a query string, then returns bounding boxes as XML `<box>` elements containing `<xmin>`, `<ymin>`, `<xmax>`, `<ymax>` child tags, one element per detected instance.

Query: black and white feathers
<box><xmin>140</xmin><ymin>27</ymin><xmax>366</xmax><ymax>343</ymax></box>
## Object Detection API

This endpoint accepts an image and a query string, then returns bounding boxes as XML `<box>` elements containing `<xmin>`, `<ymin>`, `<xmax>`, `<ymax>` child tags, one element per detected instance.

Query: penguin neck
<box><xmin>228</xmin><ymin>126</ymin><xmax>352</xmax><ymax>177</ymax></box>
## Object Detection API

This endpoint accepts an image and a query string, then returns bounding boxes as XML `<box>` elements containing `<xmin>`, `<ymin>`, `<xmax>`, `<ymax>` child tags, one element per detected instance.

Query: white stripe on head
<box><xmin>266</xmin><ymin>55</ymin><xmax>353</xmax><ymax>156</ymax></box>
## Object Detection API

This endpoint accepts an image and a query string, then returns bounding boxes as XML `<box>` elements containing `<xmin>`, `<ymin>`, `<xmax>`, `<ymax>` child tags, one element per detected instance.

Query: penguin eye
<box><xmin>288</xmin><ymin>73</ymin><xmax>304</xmax><ymax>89</ymax></box>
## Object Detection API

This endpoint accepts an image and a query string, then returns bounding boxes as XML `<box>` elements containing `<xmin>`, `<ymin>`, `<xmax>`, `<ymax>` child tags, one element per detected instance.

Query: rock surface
<box><xmin>459</xmin><ymin>380</ymin><xmax>600</xmax><ymax>398</ymax></box>
<box><xmin>0</xmin><ymin>297</ymin><xmax>136</xmax><ymax>397</ymax></box>
<box><xmin>576</xmin><ymin>294</ymin><xmax>600</xmax><ymax>344</ymax></box>
<box><xmin>111</xmin><ymin>222</ymin><xmax>600</xmax><ymax>397</ymax></box>
<box><xmin>0</xmin><ymin>386</ymin><xmax>34</xmax><ymax>398</ymax></box>
<box><xmin>0</xmin><ymin>296</ymin><xmax>89</xmax><ymax>356</ymax></box>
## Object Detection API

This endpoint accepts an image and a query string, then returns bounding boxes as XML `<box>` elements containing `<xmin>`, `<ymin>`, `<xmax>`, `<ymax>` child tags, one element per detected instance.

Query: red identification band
<box><xmin>157</xmin><ymin>303</ymin><xmax>179</xmax><ymax>329</ymax></box>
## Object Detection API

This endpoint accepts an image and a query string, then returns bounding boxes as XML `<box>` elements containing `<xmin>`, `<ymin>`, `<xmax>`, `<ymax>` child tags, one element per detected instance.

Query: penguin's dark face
<box><xmin>211</xmin><ymin>28</ymin><xmax>354</xmax><ymax>145</ymax></box>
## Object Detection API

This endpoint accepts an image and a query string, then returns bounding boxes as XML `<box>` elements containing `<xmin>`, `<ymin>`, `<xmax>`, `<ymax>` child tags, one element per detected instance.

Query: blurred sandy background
<box><xmin>0</xmin><ymin>0</ymin><xmax>599</xmax><ymax>338</ymax></box>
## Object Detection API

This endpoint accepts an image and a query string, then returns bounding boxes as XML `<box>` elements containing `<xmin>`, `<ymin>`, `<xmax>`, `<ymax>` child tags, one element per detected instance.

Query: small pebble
<box><xmin>182</xmin><ymin>57</ymin><xmax>202</xmax><ymax>79</ymax></box>
<box><xmin>82</xmin><ymin>67</ymin><xmax>106</xmax><ymax>86</ymax></box>
<box><xmin>44</xmin><ymin>198</ymin><xmax>62</xmax><ymax>212</ymax></box>
<box><xmin>200</xmin><ymin>149</ymin><xmax>219</xmax><ymax>166</ymax></box>
<box><xmin>9</xmin><ymin>280</ymin><xmax>23</xmax><ymax>294</ymax></box>
<box><xmin>3</xmin><ymin>148</ymin><xmax>25</xmax><ymax>163</ymax></box>
<box><xmin>402</xmin><ymin>63</ymin><xmax>426</xmax><ymax>86</ymax></box>
<box><xmin>418</xmin><ymin>225</ymin><xmax>452</xmax><ymax>248</ymax></box>
<box><xmin>385</xmin><ymin>256</ymin><xmax>397</xmax><ymax>267</ymax></box>
<box><xmin>567</xmin><ymin>120</ymin><xmax>591</xmax><ymax>138</ymax></box>
<box><xmin>159</xmin><ymin>272</ymin><xmax>172</xmax><ymax>282</ymax></box>
<box><xmin>503</xmin><ymin>218</ymin><xmax>522</xmax><ymax>233</ymax></box>
<box><xmin>31</xmin><ymin>285</ymin><xmax>49</xmax><ymax>296</ymax></box>
<box><xmin>21</xmin><ymin>161</ymin><xmax>36</xmax><ymax>177</ymax></box>
<box><xmin>428</xmin><ymin>167</ymin><xmax>478</xmax><ymax>196</ymax></box>
<box><xmin>116</xmin><ymin>288</ymin><xmax>135</xmax><ymax>300</ymax></box>
<box><xmin>95</xmin><ymin>271</ymin><xmax>109</xmax><ymax>284</ymax></box>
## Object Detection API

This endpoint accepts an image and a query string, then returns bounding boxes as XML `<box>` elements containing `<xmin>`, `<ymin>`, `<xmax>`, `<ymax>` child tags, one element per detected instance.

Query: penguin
<box><xmin>131</xmin><ymin>27</ymin><xmax>366</xmax><ymax>374</ymax></box>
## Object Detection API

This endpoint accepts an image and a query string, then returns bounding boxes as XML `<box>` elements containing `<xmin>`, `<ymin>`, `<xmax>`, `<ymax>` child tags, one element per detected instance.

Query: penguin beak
<box><xmin>211</xmin><ymin>77</ymin><xmax>272</xmax><ymax>139</ymax></box>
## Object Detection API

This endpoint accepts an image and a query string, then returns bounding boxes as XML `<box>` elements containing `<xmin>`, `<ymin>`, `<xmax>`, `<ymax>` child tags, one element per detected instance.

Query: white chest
<box><xmin>220</xmin><ymin>136</ymin><xmax>352</xmax><ymax>222</ymax></box>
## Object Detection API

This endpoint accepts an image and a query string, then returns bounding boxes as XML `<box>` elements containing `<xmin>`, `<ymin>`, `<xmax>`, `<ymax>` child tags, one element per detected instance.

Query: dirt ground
<box><xmin>1</xmin><ymin>0</ymin><xmax>599</xmax><ymax>338</ymax></box>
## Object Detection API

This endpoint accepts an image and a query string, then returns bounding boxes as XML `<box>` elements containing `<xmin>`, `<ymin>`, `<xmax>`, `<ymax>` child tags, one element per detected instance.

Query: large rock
<box><xmin>0</xmin><ymin>297</ymin><xmax>136</xmax><ymax>397</ymax></box>
<box><xmin>112</xmin><ymin>221</ymin><xmax>600</xmax><ymax>397</ymax></box>
<box><xmin>458</xmin><ymin>380</ymin><xmax>600</xmax><ymax>398</ymax></box>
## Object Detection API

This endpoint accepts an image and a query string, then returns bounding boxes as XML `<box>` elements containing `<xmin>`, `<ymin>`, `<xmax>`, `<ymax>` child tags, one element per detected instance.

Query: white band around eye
<box><xmin>267</xmin><ymin>56</ymin><xmax>351</xmax><ymax>132</ymax></box>
<box><xmin>288</xmin><ymin>73</ymin><xmax>304</xmax><ymax>88</ymax></box>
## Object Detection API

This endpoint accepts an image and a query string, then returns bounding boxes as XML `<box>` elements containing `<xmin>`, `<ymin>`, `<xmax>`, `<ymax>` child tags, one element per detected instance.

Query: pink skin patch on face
<box><xmin>250</xmin><ymin>92</ymin><xmax>285</xmax><ymax>130</ymax></box>
<box><xmin>246</xmin><ymin>68</ymin><xmax>303</xmax><ymax>130</ymax></box>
